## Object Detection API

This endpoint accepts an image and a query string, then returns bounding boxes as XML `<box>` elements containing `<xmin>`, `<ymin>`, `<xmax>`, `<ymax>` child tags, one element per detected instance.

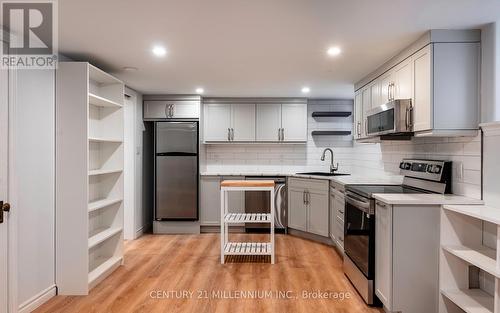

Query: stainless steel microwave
<box><xmin>365</xmin><ymin>99</ymin><xmax>413</xmax><ymax>136</ymax></box>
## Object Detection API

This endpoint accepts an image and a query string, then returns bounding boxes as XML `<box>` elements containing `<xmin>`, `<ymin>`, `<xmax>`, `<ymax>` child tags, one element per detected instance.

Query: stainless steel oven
<box><xmin>343</xmin><ymin>190</ymin><xmax>376</xmax><ymax>305</ymax></box>
<box><xmin>365</xmin><ymin>99</ymin><xmax>413</xmax><ymax>136</ymax></box>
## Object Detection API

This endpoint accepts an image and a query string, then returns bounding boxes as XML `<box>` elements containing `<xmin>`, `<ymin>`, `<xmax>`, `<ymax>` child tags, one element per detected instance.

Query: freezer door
<box><xmin>156</xmin><ymin>122</ymin><xmax>198</xmax><ymax>154</ymax></box>
<box><xmin>155</xmin><ymin>155</ymin><xmax>198</xmax><ymax>220</ymax></box>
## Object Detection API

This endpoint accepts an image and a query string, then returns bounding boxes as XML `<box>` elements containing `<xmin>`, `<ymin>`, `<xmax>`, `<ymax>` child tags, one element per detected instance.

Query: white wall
<box><xmin>14</xmin><ymin>69</ymin><xmax>56</xmax><ymax>310</ymax></box>
<box><xmin>124</xmin><ymin>87</ymin><xmax>149</xmax><ymax>239</ymax></box>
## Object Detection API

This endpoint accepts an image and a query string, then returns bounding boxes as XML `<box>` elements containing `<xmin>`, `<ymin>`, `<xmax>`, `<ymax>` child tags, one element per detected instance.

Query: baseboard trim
<box><xmin>288</xmin><ymin>228</ymin><xmax>334</xmax><ymax>246</ymax></box>
<box><xmin>18</xmin><ymin>285</ymin><xmax>56</xmax><ymax>313</ymax></box>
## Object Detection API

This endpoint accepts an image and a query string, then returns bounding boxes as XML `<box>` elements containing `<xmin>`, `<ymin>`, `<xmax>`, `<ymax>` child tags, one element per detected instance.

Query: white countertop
<box><xmin>201</xmin><ymin>171</ymin><xmax>403</xmax><ymax>186</ymax></box>
<box><xmin>373</xmin><ymin>194</ymin><xmax>484</xmax><ymax>205</ymax></box>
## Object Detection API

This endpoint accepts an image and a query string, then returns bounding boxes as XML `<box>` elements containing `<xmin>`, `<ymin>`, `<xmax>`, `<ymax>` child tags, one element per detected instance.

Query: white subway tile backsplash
<box><xmin>204</xmin><ymin>102</ymin><xmax>482</xmax><ymax>198</ymax></box>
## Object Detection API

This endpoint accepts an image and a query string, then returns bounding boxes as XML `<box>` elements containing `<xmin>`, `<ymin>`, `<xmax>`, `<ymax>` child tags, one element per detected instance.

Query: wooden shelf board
<box><xmin>441</xmin><ymin>289</ymin><xmax>493</xmax><ymax>313</ymax></box>
<box><xmin>312</xmin><ymin>111</ymin><xmax>352</xmax><ymax>117</ymax></box>
<box><xmin>88</xmin><ymin>198</ymin><xmax>123</xmax><ymax>213</ymax></box>
<box><xmin>442</xmin><ymin>245</ymin><xmax>500</xmax><ymax>278</ymax></box>
<box><xmin>88</xmin><ymin>255</ymin><xmax>122</xmax><ymax>288</ymax></box>
<box><xmin>89</xmin><ymin>64</ymin><xmax>123</xmax><ymax>85</ymax></box>
<box><xmin>443</xmin><ymin>205</ymin><xmax>500</xmax><ymax>225</ymax></box>
<box><xmin>224</xmin><ymin>213</ymin><xmax>271</xmax><ymax>223</ymax></box>
<box><xmin>88</xmin><ymin>137</ymin><xmax>123</xmax><ymax>144</ymax></box>
<box><xmin>88</xmin><ymin>168</ymin><xmax>123</xmax><ymax>176</ymax></box>
<box><xmin>89</xmin><ymin>93</ymin><xmax>122</xmax><ymax>108</ymax></box>
<box><xmin>311</xmin><ymin>130</ymin><xmax>352</xmax><ymax>136</ymax></box>
<box><xmin>224</xmin><ymin>242</ymin><xmax>272</xmax><ymax>255</ymax></box>
<box><xmin>88</xmin><ymin>227</ymin><xmax>122</xmax><ymax>249</ymax></box>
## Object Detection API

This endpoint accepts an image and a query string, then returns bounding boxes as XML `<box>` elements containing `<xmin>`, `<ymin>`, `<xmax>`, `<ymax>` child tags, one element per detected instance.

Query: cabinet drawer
<box><xmin>288</xmin><ymin>177</ymin><xmax>329</xmax><ymax>192</ymax></box>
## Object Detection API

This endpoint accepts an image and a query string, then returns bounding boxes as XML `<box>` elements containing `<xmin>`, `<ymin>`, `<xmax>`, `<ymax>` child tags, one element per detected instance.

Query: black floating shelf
<box><xmin>312</xmin><ymin>111</ymin><xmax>352</xmax><ymax>117</ymax></box>
<box><xmin>311</xmin><ymin>130</ymin><xmax>352</xmax><ymax>136</ymax></box>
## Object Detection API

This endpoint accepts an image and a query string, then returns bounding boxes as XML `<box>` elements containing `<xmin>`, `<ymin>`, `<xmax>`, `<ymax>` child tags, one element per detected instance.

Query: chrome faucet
<box><xmin>321</xmin><ymin>148</ymin><xmax>339</xmax><ymax>173</ymax></box>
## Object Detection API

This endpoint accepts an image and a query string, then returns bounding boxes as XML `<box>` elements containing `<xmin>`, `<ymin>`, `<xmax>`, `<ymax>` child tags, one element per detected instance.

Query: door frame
<box><xmin>1</xmin><ymin>29</ymin><xmax>19</xmax><ymax>313</ymax></box>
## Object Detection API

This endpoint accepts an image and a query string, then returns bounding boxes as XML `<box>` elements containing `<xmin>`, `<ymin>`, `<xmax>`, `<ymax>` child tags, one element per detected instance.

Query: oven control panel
<box><xmin>399</xmin><ymin>159</ymin><xmax>451</xmax><ymax>182</ymax></box>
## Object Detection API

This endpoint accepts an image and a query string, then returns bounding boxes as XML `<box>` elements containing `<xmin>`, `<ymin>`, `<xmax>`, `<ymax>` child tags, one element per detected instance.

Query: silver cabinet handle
<box><xmin>278</xmin><ymin>128</ymin><xmax>281</xmax><ymax>141</ymax></box>
<box><xmin>227</xmin><ymin>128</ymin><xmax>231</xmax><ymax>141</ymax></box>
<box><xmin>164</xmin><ymin>104</ymin><xmax>169</xmax><ymax>118</ymax></box>
<box><xmin>281</xmin><ymin>128</ymin><xmax>284</xmax><ymax>141</ymax></box>
<box><xmin>169</xmin><ymin>104</ymin><xmax>173</xmax><ymax>117</ymax></box>
<box><xmin>303</xmin><ymin>191</ymin><xmax>306</xmax><ymax>204</ymax></box>
<box><xmin>357</xmin><ymin>122</ymin><xmax>361</xmax><ymax>137</ymax></box>
<box><xmin>376</xmin><ymin>201</ymin><xmax>387</xmax><ymax>208</ymax></box>
<box><xmin>231</xmin><ymin>128</ymin><xmax>234</xmax><ymax>141</ymax></box>
<box><xmin>306</xmin><ymin>191</ymin><xmax>310</xmax><ymax>205</ymax></box>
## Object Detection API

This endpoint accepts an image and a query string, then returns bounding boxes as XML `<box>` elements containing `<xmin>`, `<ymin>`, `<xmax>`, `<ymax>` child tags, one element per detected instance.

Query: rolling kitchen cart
<box><xmin>220</xmin><ymin>180</ymin><xmax>275</xmax><ymax>264</ymax></box>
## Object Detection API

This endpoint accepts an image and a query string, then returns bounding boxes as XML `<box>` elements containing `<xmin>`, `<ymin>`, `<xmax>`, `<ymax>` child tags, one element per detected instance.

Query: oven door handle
<box><xmin>345</xmin><ymin>193</ymin><xmax>371</xmax><ymax>213</ymax></box>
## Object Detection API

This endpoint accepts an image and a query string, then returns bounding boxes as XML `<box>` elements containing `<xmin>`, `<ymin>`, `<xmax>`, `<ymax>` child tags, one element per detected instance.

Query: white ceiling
<box><xmin>59</xmin><ymin>0</ymin><xmax>500</xmax><ymax>98</ymax></box>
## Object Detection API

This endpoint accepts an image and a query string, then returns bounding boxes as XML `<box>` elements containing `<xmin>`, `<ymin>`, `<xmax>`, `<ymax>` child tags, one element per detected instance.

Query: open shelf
<box><xmin>442</xmin><ymin>245</ymin><xmax>500</xmax><ymax>278</ymax></box>
<box><xmin>312</xmin><ymin>111</ymin><xmax>352</xmax><ymax>117</ymax></box>
<box><xmin>311</xmin><ymin>130</ymin><xmax>352</xmax><ymax>136</ymax></box>
<box><xmin>88</xmin><ymin>227</ymin><xmax>123</xmax><ymax>249</ymax></box>
<box><xmin>88</xmin><ymin>198</ymin><xmax>122</xmax><ymax>213</ymax></box>
<box><xmin>224</xmin><ymin>242</ymin><xmax>272</xmax><ymax>255</ymax></box>
<box><xmin>88</xmin><ymin>255</ymin><xmax>122</xmax><ymax>287</ymax></box>
<box><xmin>441</xmin><ymin>289</ymin><xmax>493</xmax><ymax>313</ymax></box>
<box><xmin>224</xmin><ymin>213</ymin><xmax>271</xmax><ymax>223</ymax></box>
<box><xmin>443</xmin><ymin>205</ymin><xmax>500</xmax><ymax>225</ymax></box>
<box><xmin>89</xmin><ymin>168</ymin><xmax>123</xmax><ymax>176</ymax></box>
<box><xmin>89</xmin><ymin>93</ymin><xmax>122</xmax><ymax>108</ymax></box>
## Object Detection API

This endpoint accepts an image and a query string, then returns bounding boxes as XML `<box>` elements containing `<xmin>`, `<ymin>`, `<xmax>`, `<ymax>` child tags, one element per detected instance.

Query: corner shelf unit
<box><xmin>439</xmin><ymin>205</ymin><xmax>500</xmax><ymax>313</ymax></box>
<box><xmin>220</xmin><ymin>181</ymin><xmax>275</xmax><ymax>264</ymax></box>
<box><xmin>56</xmin><ymin>62</ymin><xmax>124</xmax><ymax>295</ymax></box>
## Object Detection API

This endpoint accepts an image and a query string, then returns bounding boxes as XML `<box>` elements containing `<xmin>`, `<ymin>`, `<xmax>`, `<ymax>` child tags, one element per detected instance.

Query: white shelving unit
<box><xmin>440</xmin><ymin>205</ymin><xmax>500</xmax><ymax>313</ymax></box>
<box><xmin>56</xmin><ymin>62</ymin><xmax>124</xmax><ymax>295</ymax></box>
<box><xmin>220</xmin><ymin>181</ymin><xmax>275</xmax><ymax>264</ymax></box>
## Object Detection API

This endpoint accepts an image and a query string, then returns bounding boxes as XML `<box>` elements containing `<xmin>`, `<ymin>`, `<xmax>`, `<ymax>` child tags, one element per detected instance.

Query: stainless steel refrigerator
<box><xmin>154</xmin><ymin>121</ymin><xmax>199</xmax><ymax>220</ymax></box>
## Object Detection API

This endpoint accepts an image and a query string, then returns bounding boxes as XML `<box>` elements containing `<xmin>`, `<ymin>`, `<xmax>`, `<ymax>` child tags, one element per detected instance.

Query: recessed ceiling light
<box><xmin>327</xmin><ymin>46</ymin><xmax>341</xmax><ymax>56</ymax></box>
<box><xmin>301</xmin><ymin>87</ymin><xmax>310</xmax><ymax>94</ymax></box>
<box><xmin>195</xmin><ymin>87</ymin><xmax>204</xmax><ymax>94</ymax></box>
<box><xmin>152</xmin><ymin>45</ymin><xmax>167</xmax><ymax>57</ymax></box>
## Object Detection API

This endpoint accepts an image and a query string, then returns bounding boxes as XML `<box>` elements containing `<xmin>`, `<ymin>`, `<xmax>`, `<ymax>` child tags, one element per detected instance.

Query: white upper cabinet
<box><xmin>204</xmin><ymin>100</ymin><xmax>307</xmax><ymax>143</ymax></box>
<box><xmin>354</xmin><ymin>92</ymin><xmax>363</xmax><ymax>139</ymax></box>
<box><xmin>256</xmin><ymin>103</ymin><xmax>281</xmax><ymax>141</ymax></box>
<box><xmin>281</xmin><ymin>103</ymin><xmax>307</xmax><ymax>142</ymax></box>
<box><xmin>204</xmin><ymin>103</ymin><xmax>232</xmax><ymax>141</ymax></box>
<box><xmin>354</xmin><ymin>30</ymin><xmax>480</xmax><ymax>138</ymax></box>
<box><xmin>412</xmin><ymin>46</ymin><xmax>432</xmax><ymax>132</ymax></box>
<box><xmin>393</xmin><ymin>58</ymin><xmax>413</xmax><ymax>100</ymax></box>
<box><xmin>231</xmin><ymin>103</ymin><xmax>255</xmax><ymax>141</ymax></box>
<box><xmin>143</xmin><ymin>100</ymin><xmax>199</xmax><ymax>119</ymax></box>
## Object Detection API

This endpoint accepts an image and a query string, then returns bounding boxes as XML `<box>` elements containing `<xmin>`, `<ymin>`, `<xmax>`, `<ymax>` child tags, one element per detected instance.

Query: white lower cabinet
<box><xmin>375</xmin><ymin>200</ymin><xmax>441</xmax><ymax>313</ymax></box>
<box><xmin>330</xmin><ymin>183</ymin><xmax>345</xmax><ymax>252</ymax></box>
<box><xmin>375</xmin><ymin>201</ymin><xmax>392</xmax><ymax>308</ymax></box>
<box><xmin>288</xmin><ymin>177</ymin><xmax>329</xmax><ymax>237</ymax></box>
<box><xmin>200</xmin><ymin>176</ymin><xmax>244</xmax><ymax>226</ymax></box>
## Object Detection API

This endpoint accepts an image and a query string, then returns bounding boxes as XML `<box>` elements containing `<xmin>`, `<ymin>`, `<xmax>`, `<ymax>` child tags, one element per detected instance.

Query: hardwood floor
<box><xmin>36</xmin><ymin>234</ymin><xmax>383</xmax><ymax>313</ymax></box>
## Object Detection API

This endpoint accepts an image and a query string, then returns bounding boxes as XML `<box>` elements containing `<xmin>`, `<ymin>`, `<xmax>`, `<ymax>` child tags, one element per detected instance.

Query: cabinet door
<box><xmin>143</xmin><ymin>101</ymin><xmax>167</xmax><ymax>119</ymax></box>
<box><xmin>172</xmin><ymin>101</ymin><xmax>200</xmax><ymax>118</ymax></box>
<box><xmin>379</xmin><ymin>71</ymin><xmax>395</xmax><ymax>105</ymax></box>
<box><xmin>394</xmin><ymin>58</ymin><xmax>413</xmax><ymax>100</ymax></box>
<box><xmin>307</xmin><ymin>190</ymin><xmax>329</xmax><ymax>237</ymax></box>
<box><xmin>412</xmin><ymin>45</ymin><xmax>432</xmax><ymax>132</ymax></box>
<box><xmin>281</xmin><ymin>103</ymin><xmax>307</xmax><ymax>141</ymax></box>
<box><xmin>370</xmin><ymin>82</ymin><xmax>380</xmax><ymax>109</ymax></box>
<box><xmin>354</xmin><ymin>92</ymin><xmax>363</xmax><ymax>139</ymax></box>
<box><xmin>204</xmin><ymin>103</ymin><xmax>231</xmax><ymax>141</ymax></box>
<box><xmin>288</xmin><ymin>187</ymin><xmax>307</xmax><ymax>232</ymax></box>
<box><xmin>200</xmin><ymin>176</ymin><xmax>221</xmax><ymax>225</ymax></box>
<box><xmin>361</xmin><ymin>87</ymin><xmax>371</xmax><ymax>137</ymax></box>
<box><xmin>329</xmin><ymin>191</ymin><xmax>336</xmax><ymax>241</ymax></box>
<box><xmin>231</xmin><ymin>104</ymin><xmax>255</xmax><ymax>141</ymax></box>
<box><xmin>256</xmin><ymin>103</ymin><xmax>281</xmax><ymax>141</ymax></box>
<box><xmin>375</xmin><ymin>201</ymin><xmax>393</xmax><ymax>309</ymax></box>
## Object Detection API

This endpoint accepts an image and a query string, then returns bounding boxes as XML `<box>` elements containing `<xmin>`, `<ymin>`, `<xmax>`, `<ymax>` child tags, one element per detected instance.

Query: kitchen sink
<box><xmin>296</xmin><ymin>172</ymin><xmax>350</xmax><ymax>177</ymax></box>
